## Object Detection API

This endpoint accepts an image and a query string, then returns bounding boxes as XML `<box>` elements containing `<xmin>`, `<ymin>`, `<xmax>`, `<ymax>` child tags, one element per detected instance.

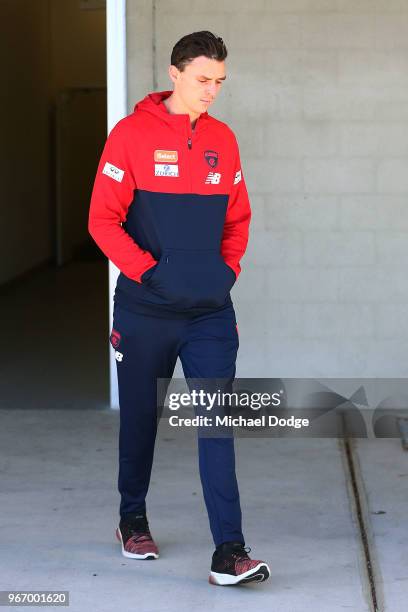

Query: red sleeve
<box><xmin>221</xmin><ymin>135</ymin><xmax>251</xmax><ymax>280</ymax></box>
<box><xmin>88</xmin><ymin>119</ymin><xmax>157</xmax><ymax>283</ymax></box>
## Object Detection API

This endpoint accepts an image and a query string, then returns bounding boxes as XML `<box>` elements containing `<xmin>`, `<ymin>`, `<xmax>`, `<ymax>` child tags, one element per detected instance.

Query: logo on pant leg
<box><xmin>110</xmin><ymin>329</ymin><xmax>121</xmax><ymax>348</ymax></box>
<box><xmin>115</xmin><ymin>351</ymin><xmax>124</xmax><ymax>362</ymax></box>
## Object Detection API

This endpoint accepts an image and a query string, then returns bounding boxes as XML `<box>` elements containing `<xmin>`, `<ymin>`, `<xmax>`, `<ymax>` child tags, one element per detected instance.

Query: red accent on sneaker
<box><xmin>116</xmin><ymin>527</ymin><xmax>159</xmax><ymax>557</ymax></box>
<box><xmin>235</xmin><ymin>558</ymin><xmax>262</xmax><ymax>575</ymax></box>
<box><xmin>125</xmin><ymin>532</ymin><xmax>159</xmax><ymax>556</ymax></box>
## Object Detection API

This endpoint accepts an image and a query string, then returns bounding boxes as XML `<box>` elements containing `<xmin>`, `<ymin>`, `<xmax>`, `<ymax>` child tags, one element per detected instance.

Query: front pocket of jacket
<box><xmin>146</xmin><ymin>249</ymin><xmax>236</xmax><ymax>308</ymax></box>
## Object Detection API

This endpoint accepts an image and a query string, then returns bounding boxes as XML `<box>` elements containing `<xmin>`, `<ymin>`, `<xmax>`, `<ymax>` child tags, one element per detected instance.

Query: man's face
<box><xmin>171</xmin><ymin>56</ymin><xmax>226</xmax><ymax>116</ymax></box>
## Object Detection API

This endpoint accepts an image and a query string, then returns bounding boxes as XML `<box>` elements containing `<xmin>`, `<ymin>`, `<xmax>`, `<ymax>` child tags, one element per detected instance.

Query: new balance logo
<box><xmin>205</xmin><ymin>172</ymin><xmax>221</xmax><ymax>184</ymax></box>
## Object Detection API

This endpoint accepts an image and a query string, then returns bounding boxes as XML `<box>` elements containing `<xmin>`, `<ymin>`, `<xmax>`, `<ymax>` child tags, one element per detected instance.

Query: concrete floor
<box><xmin>0</xmin><ymin>259</ymin><xmax>406</xmax><ymax>612</ymax></box>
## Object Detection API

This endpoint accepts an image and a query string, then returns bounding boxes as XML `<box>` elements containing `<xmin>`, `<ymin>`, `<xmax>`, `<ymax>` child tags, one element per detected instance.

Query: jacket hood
<box><xmin>133</xmin><ymin>90</ymin><xmax>210</xmax><ymax>133</ymax></box>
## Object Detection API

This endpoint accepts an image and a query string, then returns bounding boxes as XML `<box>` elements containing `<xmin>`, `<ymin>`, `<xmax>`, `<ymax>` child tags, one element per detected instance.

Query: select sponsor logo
<box><xmin>102</xmin><ymin>162</ymin><xmax>125</xmax><ymax>182</ymax></box>
<box><xmin>155</xmin><ymin>163</ymin><xmax>179</xmax><ymax>177</ymax></box>
<box><xmin>154</xmin><ymin>150</ymin><xmax>178</xmax><ymax>163</ymax></box>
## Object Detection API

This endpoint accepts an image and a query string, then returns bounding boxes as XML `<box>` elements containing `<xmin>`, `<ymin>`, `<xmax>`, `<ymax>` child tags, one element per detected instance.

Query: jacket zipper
<box><xmin>187</xmin><ymin>115</ymin><xmax>200</xmax><ymax>191</ymax></box>
<box><xmin>187</xmin><ymin>130</ymin><xmax>193</xmax><ymax>192</ymax></box>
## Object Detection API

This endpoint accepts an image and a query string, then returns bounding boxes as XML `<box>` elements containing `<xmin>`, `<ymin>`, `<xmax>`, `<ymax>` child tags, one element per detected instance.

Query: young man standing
<box><xmin>88</xmin><ymin>31</ymin><xmax>270</xmax><ymax>586</ymax></box>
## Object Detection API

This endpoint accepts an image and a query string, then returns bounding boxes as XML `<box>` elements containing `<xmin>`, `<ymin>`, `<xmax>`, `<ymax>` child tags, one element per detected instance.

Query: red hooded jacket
<box><xmin>88</xmin><ymin>90</ymin><xmax>251</xmax><ymax>316</ymax></box>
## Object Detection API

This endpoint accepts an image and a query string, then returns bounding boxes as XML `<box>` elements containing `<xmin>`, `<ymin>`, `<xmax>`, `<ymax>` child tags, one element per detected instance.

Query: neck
<box><xmin>163</xmin><ymin>92</ymin><xmax>200</xmax><ymax>127</ymax></box>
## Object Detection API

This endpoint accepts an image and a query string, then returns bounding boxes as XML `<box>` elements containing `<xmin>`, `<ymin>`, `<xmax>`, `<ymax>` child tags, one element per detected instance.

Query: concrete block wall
<box><xmin>126</xmin><ymin>0</ymin><xmax>408</xmax><ymax>377</ymax></box>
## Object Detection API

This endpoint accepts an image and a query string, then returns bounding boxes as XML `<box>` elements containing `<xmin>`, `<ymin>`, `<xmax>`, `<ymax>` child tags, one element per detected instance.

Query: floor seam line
<box><xmin>339</xmin><ymin>428</ymin><xmax>384</xmax><ymax>612</ymax></box>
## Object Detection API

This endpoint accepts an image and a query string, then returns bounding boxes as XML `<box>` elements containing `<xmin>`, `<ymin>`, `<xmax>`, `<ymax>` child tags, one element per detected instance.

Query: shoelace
<box><xmin>228</xmin><ymin>545</ymin><xmax>252</xmax><ymax>560</ymax></box>
<box><xmin>128</xmin><ymin>524</ymin><xmax>152</xmax><ymax>544</ymax></box>
<box><xmin>124</xmin><ymin>518</ymin><xmax>151</xmax><ymax>539</ymax></box>
<box><xmin>129</xmin><ymin>532</ymin><xmax>152</xmax><ymax>543</ymax></box>
<box><xmin>230</xmin><ymin>546</ymin><xmax>260</xmax><ymax>575</ymax></box>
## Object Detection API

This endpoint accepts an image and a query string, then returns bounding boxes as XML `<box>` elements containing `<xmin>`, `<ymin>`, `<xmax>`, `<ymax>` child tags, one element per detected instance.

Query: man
<box><xmin>88</xmin><ymin>31</ymin><xmax>270</xmax><ymax>586</ymax></box>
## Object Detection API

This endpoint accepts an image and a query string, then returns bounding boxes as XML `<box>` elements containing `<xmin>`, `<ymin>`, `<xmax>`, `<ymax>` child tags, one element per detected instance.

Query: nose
<box><xmin>206</xmin><ymin>83</ymin><xmax>217</xmax><ymax>98</ymax></box>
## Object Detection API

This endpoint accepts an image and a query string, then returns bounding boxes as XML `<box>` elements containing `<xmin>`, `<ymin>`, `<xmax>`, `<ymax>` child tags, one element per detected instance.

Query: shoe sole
<box><xmin>209</xmin><ymin>562</ymin><xmax>270</xmax><ymax>586</ymax></box>
<box><xmin>115</xmin><ymin>527</ymin><xmax>159</xmax><ymax>560</ymax></box>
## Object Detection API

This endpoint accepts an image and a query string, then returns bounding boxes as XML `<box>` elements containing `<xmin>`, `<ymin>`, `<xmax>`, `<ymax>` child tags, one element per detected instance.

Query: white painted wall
<box><xmin>123</xmin><ymin>0</ymin><xmax>408</xmax><ymax>379</ymax></box>
<box><xmin>107</xmin><ymin>0</ymin><xmax>127</xmax><ymax>409</ymax></box>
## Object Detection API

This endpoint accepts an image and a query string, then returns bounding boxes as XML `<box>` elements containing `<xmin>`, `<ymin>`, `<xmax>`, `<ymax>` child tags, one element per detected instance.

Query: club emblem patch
<box><xmin>204</xmin><ymin>150</ymin><xmax>218</xmax><ymax>169</ymax></box>
<box><xmin>110</xmin><ymin>329</ymin><xmax>121</xmax><ymax>349</ymax></box>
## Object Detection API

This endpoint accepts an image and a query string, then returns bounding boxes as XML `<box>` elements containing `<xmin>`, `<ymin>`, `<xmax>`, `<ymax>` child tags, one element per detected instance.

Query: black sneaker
<box><xmin>115</xmin><ymin>513</ymin><xmax>159</xmax><ymax>560</ymax></box>
<box><xmin>209</xmin><ymin>541</ymin><xmax>270</xmax><ymax>586</ymax></box>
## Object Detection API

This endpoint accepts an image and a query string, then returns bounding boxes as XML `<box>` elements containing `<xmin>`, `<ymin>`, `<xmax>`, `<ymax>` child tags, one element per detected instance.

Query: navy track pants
<box><xmin>110</xmin><ymin>302</ymin><xmax>244</xmax><ymax>547</ymax></box>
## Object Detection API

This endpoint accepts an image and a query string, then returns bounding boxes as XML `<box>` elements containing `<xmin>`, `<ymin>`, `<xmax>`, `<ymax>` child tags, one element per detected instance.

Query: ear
<box><xmin>168</xmin><ymin>65</ymin><xmax>180</xmax><ymax>85</ymax></box>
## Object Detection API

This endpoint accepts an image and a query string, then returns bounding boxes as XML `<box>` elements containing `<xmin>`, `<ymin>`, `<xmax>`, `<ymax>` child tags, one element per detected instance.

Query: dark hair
<box><xmin>171</xmin><ymin>31</ymin><xmax>228</xmax><ymax>71</ymax></box>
